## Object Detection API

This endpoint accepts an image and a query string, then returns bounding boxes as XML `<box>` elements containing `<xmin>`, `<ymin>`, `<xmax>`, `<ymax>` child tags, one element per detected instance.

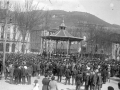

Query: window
<box><xmin>1</xmin><ymin>26</ymin><xmax>4</xmax><ymax>33</ymax></box>
<box><xmin>13</xmin><ymin>33</ymin><xmax>16</xmax><ymax>40</ymax></box>
<box><xmin>1</xmin><ymin>26</ymin><xmax>4</xmax><ymax>39</ymax></box>
<box><xmin>0</xmin><ymin>43</ymin><xmax>3</xmax><ymax>51</ymax></box>
<box><xmin>6</xmin><ymin>33</ymin><xmax>10</xmax><ymax>39</ymax></box>
<box><xmin>12</xmin><ymin>43</ymin><xmax>15</xmax><ymax>52</ymax></box>
<box><xmin>1</xmin><ymin>33</ymin><xmax>4</xmax><ymax>39</ymax></box>
<box><xmin>13</xmin><ymin>28</ymin><xmax>17</xmax><ymax>33</ymax></box>
<box><xmin>6</xmin><ymin>43</ymin><xmax>10</xmax><ymax>52</ymax></box>
<box><xmin>21</xmin><ymin>44</ymin><xmax>25</xmax><ymax>52</ymax></box>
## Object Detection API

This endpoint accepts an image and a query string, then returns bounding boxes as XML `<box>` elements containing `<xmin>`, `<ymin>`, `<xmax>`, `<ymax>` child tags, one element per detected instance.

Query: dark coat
<box><xmin>27</xmin><ymin>66</ymin><xmax>32</xmax><ymax>76</ymax></box>
<box><xmin>96</xmin><ymin>74</ymin><xmax>102</xmax><ymax>86</ymax></box>
<box><xmin>40</xmin><ymin>63</ymin><xmax>44</xmax><ymax>69</ymax></box>
<box><xmin>9</xmin><ymin>67</ymin><xmax>14</xmax><ymax>77</ymax></box>
<box><xmin>85</xmin><ymin>74</ymin><xmax>90</xmax><ymax>86</ymax></box>
<box><xmin>76</xmin><ymin>74</ymin><xmax>83</xmax><ymax>85</ymax></box>
<box><xmin>18</xmin><ymin>68</ymin><xmax>22</xmax><ymax>77</ymax></box>
<box><xmin>83</xmin><ymin>71</ymin><xmax>86</xmax><ymax>81</ymax></box>
<box><xmin>101</xmin><ymin>69</ymin><xmax>107</xmax><ymax>82</ymax></box>
<box><xmin>101</xmin><ymin>69</ymin><xmax>107</xmax><ymax>77</ymax></box>
<box><xmin>33</xmin><ymin>64</ymin><xmax>37</xmax><ymax>72</ymax></box>
<box><xmin>58</xmin><ymin>66</ymin><xmax>63</xmax><ymax>76</ymax></box>
<box><xmin>90</xmin><ymin>74</ymin><xmax>97</xmax><ymax>86</ymax></box>
<box><xmin>13</xmin><ymin>68</ymin><xmax>20</xmax><ymax>77</ymax></box>
<box><xmin>65</xmin><ymin>69</ymin><xmax>71</xmax><ymax>79</ymax></box>
<box><xmin>42</xmin><ymin>78</ymin><xmax>50</xmax><ymax>90</ymax></box>
<box><xmin>21</xmin><ymin>67</ymin><xmax>26</xmax><ymax>77</ymax></box>
<box><xmin>37</xmin><ymin>63</ymin><xmax>41</xmax><ymax>71</ymax></box>
<box><xmin>72</xmin><ymin>69</ymin><xmax>78</xmax><ymax>77</ymax></box>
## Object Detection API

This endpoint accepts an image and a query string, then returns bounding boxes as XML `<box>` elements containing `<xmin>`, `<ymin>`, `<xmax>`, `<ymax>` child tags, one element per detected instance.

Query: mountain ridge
<box><xmin>43</xmin><ymin>10</ymin><xmax>120</xmax><ymax>29</ymax></box>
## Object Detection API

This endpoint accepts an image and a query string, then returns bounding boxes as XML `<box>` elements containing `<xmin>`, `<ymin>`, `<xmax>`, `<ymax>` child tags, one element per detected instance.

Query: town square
<box><xmin>0</xmin><ymin>0</ymin><xmax>120</xmax><ymax>90</ymax></box>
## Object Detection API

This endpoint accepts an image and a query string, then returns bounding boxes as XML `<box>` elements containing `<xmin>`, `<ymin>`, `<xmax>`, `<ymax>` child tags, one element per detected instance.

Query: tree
<box><xmin>13</xmin><ymin>0</ymin><xmax>45</xmax><ymax>53</ymax></box>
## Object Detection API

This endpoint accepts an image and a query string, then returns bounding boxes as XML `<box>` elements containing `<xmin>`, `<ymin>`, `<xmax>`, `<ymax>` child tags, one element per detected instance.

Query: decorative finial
<box><xmin>62</xmin><ymin>15</ymin><xmax>65</xmax><ymax>23</ymax></box>
<box><xmin>59</xmin><ymin>18</ymin><xmax>66</xmax><ymax>30</ymax></box>
<box><xmin>62</xmin><ymin>18</ymin><xmax>64</xmax><ymax>23</ymax></box>
<box><xmin>59</xmin><ymin>15</ymin><xmax>66</xmax><ymax>30</ymax></box>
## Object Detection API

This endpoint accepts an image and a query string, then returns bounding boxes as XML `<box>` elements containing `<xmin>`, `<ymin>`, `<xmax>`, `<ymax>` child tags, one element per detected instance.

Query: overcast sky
<box><xmin>8</xmin><ymin>0</ymin><xmax>120</xmax><ymax>25</ymax></box>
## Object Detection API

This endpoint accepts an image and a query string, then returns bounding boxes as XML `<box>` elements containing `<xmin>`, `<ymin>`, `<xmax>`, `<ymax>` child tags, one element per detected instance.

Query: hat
<box><xmin>34</xmin><ymin>80</ymin><xmax>38</xmax><ymax>83</ymax></box>
<box><xmin>51</xmin><ymin>76</ymin><xmax>55</xmax><ymax>80</ymax></box>
<box><xmin>44</xmin><ymin>73</ymin><xmax>48</xmax><ymax>77</ymax></box>
<box><xmin>108</xmin><ymin>86</ymin><xmax>114</xmax><ymax>90</ymax></box>
<box><xmin>24</xmin><ymin>66</ymin><xmax>27</xmax><ymax>69</ymax></box>
<box><xmin>87</xmin><ymin>67</ymin><xmax>90</xmax><ymax>70</ymax></box>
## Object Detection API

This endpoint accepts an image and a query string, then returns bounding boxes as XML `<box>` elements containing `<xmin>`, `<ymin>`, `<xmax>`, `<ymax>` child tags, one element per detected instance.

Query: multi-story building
<box><xmin>0</xmin><ymin>22</ymin><xmax>30</xmax><ymax>53</ymax></box>
<box><xmin>112</xmin><ymin>43</ymin><xmax>120</xmax><ymax>60</ymax></box>
<box><xmin>30</xmin><ymin>28</ymin><xmax>57</xmax><ymax>54</ymax></box>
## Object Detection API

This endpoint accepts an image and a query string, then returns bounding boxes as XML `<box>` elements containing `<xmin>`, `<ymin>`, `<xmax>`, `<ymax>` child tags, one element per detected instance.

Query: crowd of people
<box><xmin>0</xmin><ymin>53</ymin><xmax>120</xmax><ymax>90</ymax></box>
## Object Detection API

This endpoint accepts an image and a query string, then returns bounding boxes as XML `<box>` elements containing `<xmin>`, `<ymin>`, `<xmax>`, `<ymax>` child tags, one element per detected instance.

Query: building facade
<box><xmin>0</xmin><ymin>23</ymin><xmax>30</xmax><ymax>53</ymax></box>
<box><xmin>30</xmin><ymin>27</ymin><xmax>57</xmax><ymax>54</ymax></box>
<box><xmin>112</xmin><ymin>43</ymin><xmax>120</xmax><ymax>60</ymax></box>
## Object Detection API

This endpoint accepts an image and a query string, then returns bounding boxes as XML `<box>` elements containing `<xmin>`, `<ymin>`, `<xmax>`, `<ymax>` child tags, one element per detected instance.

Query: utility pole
<box><xmin>1</xmin><ymin>1</ymin><xmax>9</xmax><ymax>79</ymax></box>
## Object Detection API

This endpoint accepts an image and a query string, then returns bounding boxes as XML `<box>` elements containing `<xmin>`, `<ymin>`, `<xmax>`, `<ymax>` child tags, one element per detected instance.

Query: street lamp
<box><xmin>1</xmin><ymin>1</ymin><xmax>9</xmax><ymax>79</ymax></box>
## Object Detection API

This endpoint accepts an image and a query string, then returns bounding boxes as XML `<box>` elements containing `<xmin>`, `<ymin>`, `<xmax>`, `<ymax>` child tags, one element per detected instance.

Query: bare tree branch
<box><xmin>12</xmin><ymin>0</ymin><xmax>45</xmax><ymax>53</ymax></box>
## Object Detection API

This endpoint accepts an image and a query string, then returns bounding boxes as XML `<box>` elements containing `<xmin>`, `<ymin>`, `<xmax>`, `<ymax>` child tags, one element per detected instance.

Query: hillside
<box><xmin>43</xmin><ymin>10</ymin><xmax>120</xmax><ymax>29</ymax></box>
<box><xmin>30</xmin><ymin>10</ymin><xmax>120</xmax><ymax>52</ymax></box>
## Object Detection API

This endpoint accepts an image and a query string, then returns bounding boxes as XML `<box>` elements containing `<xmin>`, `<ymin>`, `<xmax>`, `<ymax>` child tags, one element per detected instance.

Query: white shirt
<box><xmin>33</xmin><ymin>83</ymin><xmax>39</xmax><ymax>90</ymax></box>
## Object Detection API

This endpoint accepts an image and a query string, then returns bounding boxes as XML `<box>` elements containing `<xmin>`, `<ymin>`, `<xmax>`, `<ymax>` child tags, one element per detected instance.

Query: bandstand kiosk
<box><xmin>42</xmin><ymin>20</ymin><xmax>83</xmax><ymax>57</ymax></box>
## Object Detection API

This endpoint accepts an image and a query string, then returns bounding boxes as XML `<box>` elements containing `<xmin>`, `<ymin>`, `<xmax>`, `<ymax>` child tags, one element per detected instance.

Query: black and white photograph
<box><xmin>0</xmin><ymin>0</ymin><xmax>120</xmax><ymax>90</ymax></box>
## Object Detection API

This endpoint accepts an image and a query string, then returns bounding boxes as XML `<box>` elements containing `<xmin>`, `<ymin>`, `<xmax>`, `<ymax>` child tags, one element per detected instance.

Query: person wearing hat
<box><xmin>75</xmin><ymin>71</ymin><xmax>83</xmax><ymax>90</ymax></box>
<box><xmin>90</xmin><ymin>71</ymin><xmax>97</xmax><ymax>90</ymax></box>
<box><xmin>37</xmin><ymin>62</ymin><xmax>41</xmax><ymax>77</ymax></box>
<box><xmin>13</xmin><ymin>65</ymin><xmax>20</xmax><ymax>85</ymax></box>
<box><xmin>21</xmin><ymin>65</ymin><xmax>27</xmax><ymax>84</ymax></box>
<box><xmin>48</xmin><ymin>76</ymin><xmax>58</xmax><ymax>90</ymax></box>
<box><xmin>26</xmin><ymin>65</ymin><xmax>32</xmax><ymax>85</ymax></box>
<box><xmin>96</xmin><ymin>72</ymin><xmax>102</xmax><ymax>90</ymax></box>
<box><xmin>72</xmin><ymin>67</ymin><xmax>78</xmax><ymax>85</ymax></box>
<box><xmin>42</xmin><ymin>74</ymin><xmax>50</xmax><ymax>90</ymax></box>
<box><xmin>85</xmin><ymin>72</ymin><xmax>90</xmax><ymax>90</ymax></box>
<box><xmin>101</xmin><ymin>68</ymin><xmax>107</xmax><ymax>84</ymax></box>
<box><xmin>32</xmin><ymin>79</ymin><xmax>39</xmax><ymax>90</ymax></box>
<box><xmin>65</xmin><ymin>68</ymin><xmax>71</xmax><ymax>85</ymax></box>
<box><xmin>18</xmin><ymin>65</ymin><xmax>22</xmax><ymax>84</ymax></box>
<box><xmin>57</xmin><ymin>64</ymin><xmax>63</xmax><ymax>82</ymax></box>
<box><xmin>32</xmin><ymin>63</ymin><xmax>37</xmax><ymax>77</ymax></box>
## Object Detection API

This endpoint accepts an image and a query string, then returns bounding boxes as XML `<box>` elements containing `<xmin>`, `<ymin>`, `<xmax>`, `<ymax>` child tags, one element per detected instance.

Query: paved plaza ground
<box><xmin>0</xmin><ymin>76</ymin><xmax>119</xmax><ymax>90</ymax></box>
